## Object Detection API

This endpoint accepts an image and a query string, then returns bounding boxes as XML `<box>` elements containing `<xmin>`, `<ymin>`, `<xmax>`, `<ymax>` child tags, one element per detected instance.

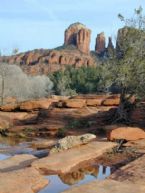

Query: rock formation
<box><xmin>0</xmin><ymin>49</ymin><xmax>96</xmax><ymax>75</ymax></box>
<box><xmin>107</xmin><ymin>37</ymin><xmax>114</xmax><ymax>50</ymax></box>
<box><xmin>95</xmin><ymin>32</ymin><xmax>106</xmax><ymax>55</ymax></box>
<box><xmin>64</xmin><ymin>23</ymin><xmax>91</xmax><ymax>54</ymax></box>
<box><xmin>106</xmin><ymin>37</ymin><xmax>115</xmax><ymax>57</ymax></box>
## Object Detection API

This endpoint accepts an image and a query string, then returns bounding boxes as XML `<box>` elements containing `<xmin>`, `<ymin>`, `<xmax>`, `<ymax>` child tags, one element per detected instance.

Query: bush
<box><xmin>50</xmin><ymin>66</ymin><xmax>102</xmax><ymax>95</ymax></box>
<box><xmin>56</xmin><ymin>128</ymin><xmax>67</xmax><ymax>138</ymax></box>
<box><xmin>0</xmin><ymin>63</ymin><xmax>53</xmax><ymax>104</ymax></box>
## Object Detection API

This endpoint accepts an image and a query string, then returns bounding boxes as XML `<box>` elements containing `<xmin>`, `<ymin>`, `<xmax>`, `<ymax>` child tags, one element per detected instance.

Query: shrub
<box><xmin>56</xmin><ymin>128</ymin><xmax>67</xmax><ymax>138</ymax></box>
<box><xmin>0</xmin><ymin>63</ymin><xmax>53</xmax><ymax>104</ymax></box>
<box><xmin>50</xmin><ymin>66</ymin><xmax>102</xmax><ymax>95</ymax></box>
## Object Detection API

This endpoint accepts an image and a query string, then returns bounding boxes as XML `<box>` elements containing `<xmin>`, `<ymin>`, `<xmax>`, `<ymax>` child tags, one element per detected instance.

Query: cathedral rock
<box><xmin>64</xmin><ymin>23</ymin><xmax>91</xmax><ymax>54</ymax></box>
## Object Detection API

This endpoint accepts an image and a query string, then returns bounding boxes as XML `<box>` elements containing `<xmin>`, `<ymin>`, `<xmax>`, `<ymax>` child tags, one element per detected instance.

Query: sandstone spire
<box><xmin>95</xmin><ymin>32</ymin><xmax>106</xmax><ymax>55</ymax></box>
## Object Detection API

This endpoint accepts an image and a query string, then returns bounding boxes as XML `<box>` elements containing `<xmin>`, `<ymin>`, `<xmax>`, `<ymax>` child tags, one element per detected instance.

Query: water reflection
<box><xmin>59</xmin><ymin>165</ymin><xmax>110</xmax><ymax>185</ymax></box>
<box><xmin>39</xmin><ymin>165</ymin><xmax>111</xmax><ymax>193</ymax></box>
<box><xmin>0</xmin><ymin>153</ymin><xmax>10</xmax><ymax>161</ymax></box>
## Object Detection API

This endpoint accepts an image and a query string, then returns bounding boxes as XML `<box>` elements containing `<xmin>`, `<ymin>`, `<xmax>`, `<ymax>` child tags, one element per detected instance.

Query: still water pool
<box><xmin>39</xmin><ymin>165</ymin><xmax>111</xmax><ymax>193</ymax></box>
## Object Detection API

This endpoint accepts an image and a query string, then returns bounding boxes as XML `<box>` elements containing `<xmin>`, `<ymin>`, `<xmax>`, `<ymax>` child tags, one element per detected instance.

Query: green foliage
<box><xmin>67</xmin><ymin>119</ymin><xmax>93</xmax><ymax>129</ymax></box>
<box><xmin>56</xmin><ymin>128</ymin><xmax>67</xmax><ymax>138</ymax></box>
<box><xmin>101</xmin><ymin>7</ymin><xmax>145</xmax><ymax>100</ymax></box>
<box><xmin>50</xmin><ymin>66</ymin><xmax>102</xmax><ymax>95</ymax></box>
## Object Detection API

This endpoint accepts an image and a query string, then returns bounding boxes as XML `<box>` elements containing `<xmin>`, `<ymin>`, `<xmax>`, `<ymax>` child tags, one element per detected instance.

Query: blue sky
<box><xmin>0</xmin><ymin>0</ymin><xmax>145</xmax><ymax>54</ymax></box>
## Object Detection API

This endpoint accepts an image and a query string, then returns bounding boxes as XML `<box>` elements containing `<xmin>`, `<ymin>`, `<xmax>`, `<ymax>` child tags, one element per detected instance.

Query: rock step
<box><xmin>0</xmin><ymin>167</ymin><xmax>48</xmax><ymax>193</ymax></box>
<box><xmin>0</xmin><ymin>154</ymin><xmax>37</xmax><ymax>173</ymax></box>
<box><xmin>61</xmin><ymin>179</ymin><xmax>145</xmax><ymax>193</ymax></box>
<box><xmin>32</xmin><ymin>141</ymin><xmax>116</xmax><ymax>174</ymax></box>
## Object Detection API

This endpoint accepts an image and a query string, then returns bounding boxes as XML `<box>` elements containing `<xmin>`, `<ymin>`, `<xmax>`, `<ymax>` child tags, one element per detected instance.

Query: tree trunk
<box><xmin>110</xmin><ymin>88</ymin><xmax>135</xmax><ymax>124</ymax></box>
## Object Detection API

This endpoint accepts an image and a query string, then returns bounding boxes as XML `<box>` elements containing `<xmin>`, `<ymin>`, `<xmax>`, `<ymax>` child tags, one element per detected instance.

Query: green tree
<box><xmin>102</xmin><ymin>8</ymin><xmax>145</xmax><ymax>123</ymax></box>
<box><xmin>50</xmin><ymin>66</ymin><xmax>102</xmax><ymax>95</ymax></box>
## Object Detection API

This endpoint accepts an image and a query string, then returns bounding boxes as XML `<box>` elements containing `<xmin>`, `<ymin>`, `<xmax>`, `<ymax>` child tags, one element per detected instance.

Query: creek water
<box><xmin>39</xmin><ymin>165</ymin><xmax>111</xmax><ymax>193</ymax></box>
<box><xmin>0</xmin><ymin>153</ymin><xmax>10</xmax><ymax>160</ymax></box>
<box><xmin>0</xmin><ymin>137</ymin><xmax>111</xmax><ymax>193</ymax></box>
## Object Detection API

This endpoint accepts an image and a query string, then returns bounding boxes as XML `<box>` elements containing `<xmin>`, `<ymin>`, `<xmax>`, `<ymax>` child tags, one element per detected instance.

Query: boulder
<box><xmin>0</xmin><ymin>154</ymin><xmax>37</xmax><ymax>172</ymax></box>
<box><xmin>50</xmin><ymin>134</ymin><xmax>96</xmax><ymax>153</ymax></box>
<box><xmin>64</xmin><ymin>99</ymin><xmax>86</xmax><ymax>108</ymax></box>
<box><xmin>107</xmin><ymin>126</ymin><xmax>145</xmax><ymax>141</ymax></box>
<box><xmin>20</xmin><ymin>98</ymin><xmax>53</xmax><ymax>111</ymax></box>
<box><xmin>0</xmin><ymin>167</ymin><xmax>48</xmax><ymax>193</ymax></box>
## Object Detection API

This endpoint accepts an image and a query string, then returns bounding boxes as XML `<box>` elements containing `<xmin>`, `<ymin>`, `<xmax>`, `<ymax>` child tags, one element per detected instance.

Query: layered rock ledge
<box><xmin>32</xmin><ymin>141</ymin><xmax>116</xmax><ymax>174</ymax></box>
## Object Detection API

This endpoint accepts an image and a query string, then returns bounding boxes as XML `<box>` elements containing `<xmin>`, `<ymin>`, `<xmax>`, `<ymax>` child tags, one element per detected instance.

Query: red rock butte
<box><xmin>64</xmin><ymin>22</ymin><xmax>91</xmax><ymax>54</ymax></box>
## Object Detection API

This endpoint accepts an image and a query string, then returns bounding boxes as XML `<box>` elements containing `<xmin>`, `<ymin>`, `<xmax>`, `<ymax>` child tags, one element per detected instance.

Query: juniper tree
<box><xmin>101</xmin><ymin>7</ymin><xmax>145</xmax><ymax>123</ymax></box>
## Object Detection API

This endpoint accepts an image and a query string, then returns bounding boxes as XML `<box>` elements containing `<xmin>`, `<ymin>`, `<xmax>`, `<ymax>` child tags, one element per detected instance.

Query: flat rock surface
<box><xmin>0</xmin><ymin>167</ymin><xmax>48</xmax><ymax>193</ymax></box>
<box><xmin>0</xmin><ymin>154</ymin><xmax>37</xmax><ymax>172</ymax></box>
<box><xmin>32</xmin><ymin>141</ymin><xmax>116</xmax><ymax>174</ymax></box>
<box><xmin>61</xmin><ymin>179</ymin><xmax>145</xmax><ymax>193</ymax></box>
<box><xmin>110</xmin><ymin>154</ymin><xmax>145</xmax><ymax>185</ymax></box>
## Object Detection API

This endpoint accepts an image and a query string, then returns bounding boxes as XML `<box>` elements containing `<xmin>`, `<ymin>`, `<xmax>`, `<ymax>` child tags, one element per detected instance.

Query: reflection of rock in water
<box><xmin>80</xmin><ymin>165</ymin><xmax>99</xmax><ymax>176</ymax></box>
<box><xmin>59</xmin><ymin>165</ymin><xmax>99</xmax><ymax>185</ymax></box>
<box><xmin>102</xmin><ymin>165</ymin><xmax>106</xmax><ymax>175</ymax></box>
<box><xmin>59</xmin><ymin>171</ymin><xmax>85</xmax><ymax>185</ymax></box>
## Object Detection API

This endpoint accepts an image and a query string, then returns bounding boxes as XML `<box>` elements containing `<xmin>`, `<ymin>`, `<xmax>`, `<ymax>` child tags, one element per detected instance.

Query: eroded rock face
<box><xmin>95</xmin><ymin>32</ymin><xmax>106</xmax><ymax>55</ymax></box>
<box><xmin>50</xmin><ymin>134</ymin><xmax>96</xmax><ymax>153</ymax></box>
<box><xmin>0</xmin><ymin>49</ymin><xmax>96</xmax><ymax>75</ymax></box>
<box><xmin>64</xmin><ymin>23</ymin><xmax>91</xmax><ymax>54</ymax></box>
